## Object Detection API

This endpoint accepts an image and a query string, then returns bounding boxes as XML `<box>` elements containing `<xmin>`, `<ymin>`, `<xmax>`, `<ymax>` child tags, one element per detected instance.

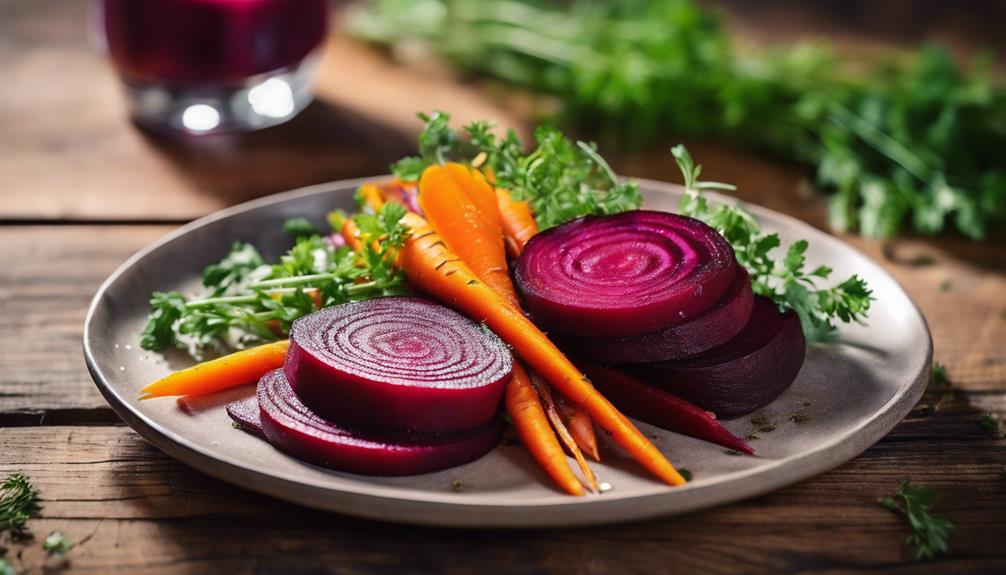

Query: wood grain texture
<box><xmin>0</xmin><ymin>419</ymin><xmax>1003</xmax><ymax>575</ymax></box>
<box><xmin>0</xmin><ymin>226</ymin><xmax>173</xmax><ymax>419</ymax></box>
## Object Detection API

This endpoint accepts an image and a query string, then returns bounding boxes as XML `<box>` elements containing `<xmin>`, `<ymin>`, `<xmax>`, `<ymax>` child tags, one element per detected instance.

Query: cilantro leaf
<box><xmin>878</xmin><ymin>481</ymin><xmax>954</xmax><ymax>560</ymax></box>
<box><xmin>139</xmin><ymin>291</ymin><xmax>187</xmax><ymax>351</ymax></box>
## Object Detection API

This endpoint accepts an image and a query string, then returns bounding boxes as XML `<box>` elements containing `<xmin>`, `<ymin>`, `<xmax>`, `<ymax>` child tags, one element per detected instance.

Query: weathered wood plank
<box><xmin>0</xmin><ymin>423</ymin><xmax>1003</xmax><ymax>575</ymax></box>
<box><xmin>0</xmin><ymin>226</ymin><xmax>174</xmax><ymax>416</ymax></box>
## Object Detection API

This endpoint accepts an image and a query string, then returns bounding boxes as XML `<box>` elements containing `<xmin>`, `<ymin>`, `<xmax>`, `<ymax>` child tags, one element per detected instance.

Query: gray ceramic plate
<box><xmin>84</xmin><ymin>178</ymin><xmax>931</xmax><ymax>527</ymax></box>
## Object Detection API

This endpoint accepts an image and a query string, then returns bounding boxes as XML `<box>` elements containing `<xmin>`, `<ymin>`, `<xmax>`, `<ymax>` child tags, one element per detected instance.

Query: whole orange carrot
<box><xmin>140</xmin><ymin>340</ymin><xmax>290</xmax><ymax>399</ymax></box>
<box><xmin>419</xmin><ymin>164</ymin><xmax>515</xmax><ymax>307</ymax></box>
<box><xmin>417</xmin><ymin>165</ymin><xmax>594</xmax><ymax>491</ymax></box>
<box><xmin>505</xmin><ymin>363</ymin><xmax>585</xmax><ymax>496</ymax></box>
<box><xmin>399</xmin><ymin>215</ymin><xmax>685</xmax><ymax>486</ymax></box>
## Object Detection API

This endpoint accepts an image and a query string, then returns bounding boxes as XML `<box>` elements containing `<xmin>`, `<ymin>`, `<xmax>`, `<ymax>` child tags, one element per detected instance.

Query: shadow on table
<box><xmin>135</xmin><ymin>99</ymin><xmax>415</xmax><ymax>212</ymax></box>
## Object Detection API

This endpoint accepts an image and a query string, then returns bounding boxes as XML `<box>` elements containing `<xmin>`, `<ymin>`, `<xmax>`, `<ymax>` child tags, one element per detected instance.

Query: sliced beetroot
<box><xmin>634</xmin><ymin>296</ymin><xmax>806</xmax><ymax>418</ymax></box>
<box><xmin>285</xmin><ymin>297</ymin><xmax>512</xmax><ymax>433</ymax></box>
<box><xmin>514</xmin><ymin>210</ymin><xmax>738</xmax><ymax>337</ymax></box>
<box><xmin>259</xmin><ymin>369</ymin><xmax>502</xmax><ymax>476</ymax></box>
<box><xmin>575</xmin><ymin>360</ymin><xmax>753</xmax><ymax>454</ymax></box>
<box><xmin>564</xmin><ymin>267</ymin><xmax>754</xmax><ymax>363</ymax></box>
<box><xmin>226</xmin><ymin>395</ymin><xmax>265</xmax><ymax>438</ymax></box>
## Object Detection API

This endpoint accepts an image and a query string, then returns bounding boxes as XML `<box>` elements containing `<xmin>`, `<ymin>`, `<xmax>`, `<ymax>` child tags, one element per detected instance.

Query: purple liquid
<box><xmin>103</xmin><ymin>0</ymin><xmax>329</xmax><ymax>85</ymax></box>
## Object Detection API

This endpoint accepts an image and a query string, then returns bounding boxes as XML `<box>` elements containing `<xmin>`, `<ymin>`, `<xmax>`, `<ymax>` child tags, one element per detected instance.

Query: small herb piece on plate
<box><xmin>282</xmin><ymin>217</ymin><xmax>319</xmax><ymax>239</ymax></box>
<box><xmin>878</xmin><ymin>481</ymin><xmax>954</xmax><ymax>560</ymax></box>
<box><xmin>679</xmin><ymin>469</ymin><xmax>693</xmax><ymax>482</ymax></box>
<box><xmin>672</xmin><ymin>144</ymin><xmax>873</xmax><ymax>341</ymax></box>
<box><xmin>42</xmin><ymin>531</ymin><xmax>74</xmax><ymax>556</ymax></box>
<box><xmin>0</xmin><ymin>473</ymin><xmax>39</xmax><ymax>539</ymax></box>
<box><xmin>978</xmin><ymin>414</ymin><xmax>1005</xmax><ymax>439</ymax></box>
<box><xmin>723</xmin><ymin>449</ymin><xmax>743</xmax><ymax>456</ymax></box>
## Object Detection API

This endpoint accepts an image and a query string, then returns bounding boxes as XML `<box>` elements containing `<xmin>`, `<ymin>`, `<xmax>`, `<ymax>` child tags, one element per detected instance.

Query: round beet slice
<box><xmin>564</xmin><ymin>267</ymin><xmax>754</xmax><ymax>363</ymax></box>
<box><xmin>258</xmin><ymin>370</ymin><xmax>502</xmax><ymax>476</ymax></box>
<box><xmin>514</xmin><ymin>210</ymin><xmax>737</xmax><ymax>337</ymax></box>
<box><xmin>285</xmin><ymin>297</ymin><xmax>512</xmax><ymax>433</ymax></box>
<box><xmin>633</xmin><ymin>296</ymin><xmax>806</xmax><ymax>418</ymax></box>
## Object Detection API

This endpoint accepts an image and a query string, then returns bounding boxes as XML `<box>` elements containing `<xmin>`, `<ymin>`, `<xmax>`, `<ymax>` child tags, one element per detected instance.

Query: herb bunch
<box><xmin>673</xmin><ymin>145</ymin><xmax>872</xmax><ymax>341</ymax></box>
<box><xmin>140</xmin><ymin>203</ymin><xmax>411</xmax><ymax>354</ymax></box>
<box><xmin>878</xmin><ymin>481</ymin><xmax>954</xmax><ymax>560</ymax></box>
<box><xmin>351</xmin><ymin>0</ymin><xmax>1006</xmax><ymax>239</ymax></box>
<box><xmin>0</xmin><ymin>474</ymin><xmax>38</xmax><ymax>539</ymax></box>
<box><xmin>392</xmin><ymin>111</ymin><xmax>641</xmax><ymax>229</ymax></box>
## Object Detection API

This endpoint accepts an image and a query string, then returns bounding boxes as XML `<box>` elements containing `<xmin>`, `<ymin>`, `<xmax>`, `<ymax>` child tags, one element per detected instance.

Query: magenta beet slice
<box><xmin>634</xmin><ymin>296</ymin><xmax>806</xmax><ymax>418</ymax></box>
<box><xmin>575</xmin><ymin>360</ymin><xmax>753</xmax><ymax>454</ymax></box>
<box><xmin>226</xmin><ymin>395</ymin><xmax>265</xmax><ymax>438</ymax></box>
<box><xmin>564</xmin><ymin>267</ymin><xmax>754</xmax><ymax>363</ymax></box>
<box><xmin>259</xmin><ymin>370</ymin><xmax>502</xmax><ymax>476</ymax></box>
<box><xmin>285</xmin><ymin>297</ymin><xmax>512</xmax><ymax>433</ymax></box>
<box><xmin>514</xmin><ymin>210</ymin><xmax>738</xmax><ymax>337</ymax></box>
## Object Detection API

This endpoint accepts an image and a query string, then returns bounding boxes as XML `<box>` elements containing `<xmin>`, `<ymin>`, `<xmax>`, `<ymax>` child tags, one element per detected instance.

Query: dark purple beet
<box><xmin>285</xmin><ymin>297</ymin><xmax>512</xmax><ymax>433</ymax></box>
<box><xmin>226</xmin><ymin>395</ymin><xmax>265</xmax><ymax>438</ymax></box>
<box><xmin>564</xmin><ymin>267</ymin><xmax>754</xmax><ymax>363</ymax></box>
<box><xmin>634</xmin><ymin>296</ymin><xmax>806</xmax><ymax>418</ymax></box>
<box><xmin>258</xmin><ymin>370</ymin><xmax>502</xmax><ymax>476</ymax></box>
<box><xmin>514</xmin><ymin>210</ymin><xmax>738</xmax><ymax>337</ymax></box>
<box><xmin>576</xmin><ymin>360</ymin><xmax>753</xmax><ymax>454</ymax></box>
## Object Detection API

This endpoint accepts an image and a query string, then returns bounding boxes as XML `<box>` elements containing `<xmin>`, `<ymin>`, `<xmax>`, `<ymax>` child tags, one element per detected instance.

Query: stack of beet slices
<box><xmin>515</xmin><ymin>210</ymin><xmax>806</xmax><ymax>419</ymax></box>
<box><xmin>228</xmin><ymin>297</ymin><xmax>511</xmax><ymax>476</ymax></box>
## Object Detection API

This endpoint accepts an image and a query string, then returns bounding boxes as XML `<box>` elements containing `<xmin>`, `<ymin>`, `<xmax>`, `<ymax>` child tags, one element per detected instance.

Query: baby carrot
<box><xmin>505</xmin><ymin>363</ymin><xmax>585</xmax><ymax>496</ymax></box>
<box><xmin>140</xmin><ymin>340</ymin><xmax>290</xmax><ymax>399</ymax></box>
<box><xmin>496</xmin><ymin>188</ymin><xmax>538</xmax><ymax>259</ymax></box>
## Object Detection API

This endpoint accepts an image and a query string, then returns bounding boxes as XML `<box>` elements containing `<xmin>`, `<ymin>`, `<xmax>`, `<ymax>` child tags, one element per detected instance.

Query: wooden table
<box><xmin>2</xmin><ymin>2</ymin><xmax>1004</xmax><ymax>573</ymax></box>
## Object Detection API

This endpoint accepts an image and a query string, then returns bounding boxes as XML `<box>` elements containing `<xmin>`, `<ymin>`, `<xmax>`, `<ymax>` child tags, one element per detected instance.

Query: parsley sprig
<box><xmin>878</xmin><ymin>481</ymin><xmax>954</xmax><ymax>560</ymax></box>
<box><xmin>140</xmin><ymin>203</ymin><xmax>411</xmax><ymax>354</ymax></box>
<box><xmin>672</xmin><ymin>145</ymin><xmax>872</xmax><ymax>341</ymax></box>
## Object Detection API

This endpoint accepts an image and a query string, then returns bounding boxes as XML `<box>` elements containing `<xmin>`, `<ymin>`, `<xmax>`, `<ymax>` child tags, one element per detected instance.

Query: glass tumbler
<box><xmin>99</xmin><ymin>0</ymin><xmax>330</xmax><ymax>135</ymax></box>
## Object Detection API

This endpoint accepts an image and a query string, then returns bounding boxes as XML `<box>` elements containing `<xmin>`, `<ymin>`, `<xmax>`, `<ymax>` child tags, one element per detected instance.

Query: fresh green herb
<box><xmin>878</xmin><ymin>481</ymin><xmax>954</xmax><ymax>560</ymax></box>
<box><xmin>451</xmin><ymin>480</ymin><xmax>463</xmax><ymax>492</ymax></box>
<box><xmin>978</xmin><ymin>414</ymin><xmax>1005</xmax><ymax>439</ymax></box>
<box><xmin>679</xmin><ymin>469</ymin><xmax>693</xmax><ymax>482</ymax></box>
<box><xmin>391</xmin><ymin>111</ymin><xmax>643</xmax><ymax>229</ymax></box>
<box><xmin>0</xmin><ymin>474</ymin><xmax>39</xmax><ymax>539</ymax></box>
<box><xmin>723</xmin><ymin>449</ymin><xmax>743</xmax><ymax>456</ymax></box>
<box><xmin>352</xmin><ymin>0</ymin><xmax>1006</xmax><ymax>240</ymax></box>
<box><xmin>42</xmin><ymin>531</ymin><xmax>74</xmax><ymax>556</ymax></box>
<box><xmin>282</xmin><ymin>217</ymin><xmax>319</xmax><ymax>239</ymax></box>
<box><xmin>673</xmin><ymin>145</ymin><xmax>872</xmax><ymax>341</ymax></box>
<box><xmin>140</xmin><ymin>203</ymin><xmax>411</xmax><ymax>354</ymax></box>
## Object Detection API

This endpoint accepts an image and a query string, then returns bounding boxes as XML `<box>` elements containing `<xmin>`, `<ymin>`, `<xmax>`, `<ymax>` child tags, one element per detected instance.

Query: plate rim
<box><xmin>83</xmin><ymin>176</ymin><xmax>933</xmax><ymax>527</ymax></box>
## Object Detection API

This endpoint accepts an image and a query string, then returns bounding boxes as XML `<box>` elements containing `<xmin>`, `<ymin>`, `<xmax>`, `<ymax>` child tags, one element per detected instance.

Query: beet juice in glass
<box><xmin>100</xmin><ymin>0</ymin><xmax>329</xmax><ymax>134</ymax></box>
